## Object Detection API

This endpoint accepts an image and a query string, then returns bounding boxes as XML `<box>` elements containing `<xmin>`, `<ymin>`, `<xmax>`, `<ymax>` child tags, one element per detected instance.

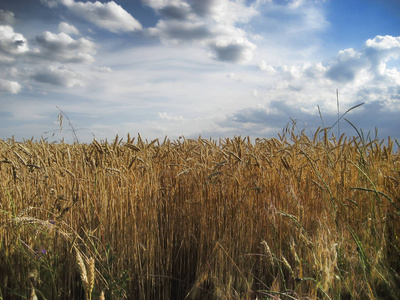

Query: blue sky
<box><xmin>0</xmin><ymin>0</ymin><xmax>399</xmax><ymax>143</ymax></box>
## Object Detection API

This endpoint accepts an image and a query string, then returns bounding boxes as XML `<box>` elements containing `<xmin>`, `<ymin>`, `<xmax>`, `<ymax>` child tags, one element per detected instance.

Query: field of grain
<box><xmin>0</xmin><ymin>128</ymin><xmax>399</xmax><ymax>299</ymax></box>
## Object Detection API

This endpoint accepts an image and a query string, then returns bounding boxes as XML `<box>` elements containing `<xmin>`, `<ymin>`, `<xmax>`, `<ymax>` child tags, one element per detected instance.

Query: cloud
<box><xmin>58</xmin><ymin>22</ymin><xmax>80</xmax><ymax>35</ymax></box>
<box><xmin>145</xmin><ymin>0</ymin><xmax>258</xmax><ymax>63</ymax></box>
<box><xmin>366</xmin><ymin>35</ymin><xmax>400</xmax><ymax>51</ymax></box>
<box><xmin>251</xmin><ymin>0</ymin><xmax>328</xmax><ymax>65</ymax></box>
<box><xmin>0</xmin><ymin>25</ymin><xmax>29</xmax><ymax>62</ymax></box>
<box><xmin>154</xmin><ymin>1</ymin><xmax>192</xmax><ymax>20</ymax></box>
<box><xmin>42</xmin><ymin>0</ymin><xmax>142</xmax><ymax>33</ymax></box>
<box><xmin>364</xmin><ymin>35</ymin><xmax>400</xmax><ymax>76</ymax></box>
<box><xmin>40</xmin><ymin>0</ymin><xmax>60</xmax><ymax>8</ymax></box>
<box><xmin>326</xmin><ymin>35</ymin><xmax>400</xmax><ymax>83</ymax></box>
<box><xmin>255</xmin><ymin>0</ymin><xmax>328</xmax><ymax>37</ymax></box>
<box><xmin>326</xmin><ymin>48</ymin><xmax>366</xmax><ymax>82</ymax></box>
<box><xmin>230</xmin><ymin>104</ymin><xmax>284</xmax><ymax>125</ymax></box>
<box><xmin>226</xmin><ymin>73</ymin><xmax>240</xmax><ymax>81</ymax></box>
<box><xmin>158</xmin><ymin>112</ymin><xmax>184</xmax><ymax>121</ymax></box>
<box><xmin>34</xmin><ymin>31</ymin><xmax>96</xmax><ymax>63</ymax></box>
<box><xmin>223</xmin><ymin>97</ymin><xmax>399</xmax><ymax>141</ymax></box>
<box><xmin>31</xmin><ymin>64</ymin><xmax>84</xmax><ymax>87</ymax></box>
<box><xmin>229</xmin><ymin>34</ymin><xmax>400</xmax><ymax>138</ymax></box>
<box><xmin>209</xmin><ymin>37</ymin><xmax>256</xmax><ymax>63</ymax></box>
<box><xmin>0</xmin><ymin>78</ymin><xmax>21</xmax><ymax>94</ymax></box>
<box><xmin>148</xmin><ymin>20</ymin><xmax>211</xmax><ymax>42</ymax></box>
<box><xmin>94</xmin><ymin>66</ymin><xmax>113</xmax><ymax>73</ymax></box>
<box><xmin>188</xmin><ymin>0</ymin><xmax>258</xmax><ymax>24</ymax></box>
<box><xmin>188</xmin><ymin>0</ymin><xmax>221</xmax><ymax>18</ymax></box>
<box><xmin>259</xmin><ymin>60</ymin><xmax>277</xmax><ymax>73</ymax></box>
<box><xmin>143</xmin><ymin>0</ymin><xmax>192</xmax><ymax>18</ymax></box>
<box><xmin>0</xmin><ymin>24</ymin><xmax>95</xmax><ymax>95</ymax></box>
<box><xmin>0</xmin><ymin>10</ymin><xmax>15</xmax><ymax>25</ymax></box>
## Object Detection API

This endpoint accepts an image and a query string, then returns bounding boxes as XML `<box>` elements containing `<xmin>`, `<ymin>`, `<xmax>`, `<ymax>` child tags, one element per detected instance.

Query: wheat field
<box><xmin>0</xmin><ymin>128</ymin><xmax>399</xmax><ymax>299</ymax></box>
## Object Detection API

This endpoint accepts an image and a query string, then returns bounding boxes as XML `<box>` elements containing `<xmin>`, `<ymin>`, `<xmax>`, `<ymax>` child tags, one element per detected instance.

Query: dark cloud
<box><xmin>232</xmin><ymin>107</ymin><xmax>282</xmax><ymax>125</ymax></box>
<box><xmin>188</xmin><ymin>0</ymin><xmax>216</xmax><ymax>17</ymax></box>
<box><xmin>209</xmin><ymin>38</ymin><xmax>256</xmax><ymax>63</ymax></box>
<box><xmin>230</xmin><ymin>101</ymin><xmax>302</xmax><ymax>125</ymax></box>
<box><xmin>34</xmin><ymin>31</ymin><xmax>96</xmax><ymax>63</ymax></box>
<box><xmin>224</xmin><ymin>100</ymin><xmax>399</xmax><ymax>141</ymax></box>
<box><xmin>31</xmin><ymin>64</ymin><xmax>83</xmax><ymax>87</ymax></box>
<box><xmin>158</xmin><ymin>4</ymin><xmax>191</xmax><ymax>20</ymax></box>
<box><xmin>326</xmin><ymin>63</ymin><xmax>361</xmax><ymax>82</ymax></box>
<box><xmin>154</xmin><ymin>20</ymin><xmax>211</xmax><ymax>41</ymax></box>
<box><xmin>326</xmin><ymin>48</ymin><xmax>367</xmax><ymax>82</ymax></box>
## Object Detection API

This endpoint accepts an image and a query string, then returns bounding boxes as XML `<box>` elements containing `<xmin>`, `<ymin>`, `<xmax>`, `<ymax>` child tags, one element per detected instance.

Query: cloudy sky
<box><xmin>1</xmin><ymin>0</ymin><xmax>399</xmax><ymax>143</ymax></box>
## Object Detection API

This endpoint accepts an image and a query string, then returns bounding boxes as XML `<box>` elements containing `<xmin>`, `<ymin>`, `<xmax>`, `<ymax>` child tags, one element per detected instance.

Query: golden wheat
<box><xmin>0</xmin><ymin>131</ymin><xmax>399</xmax><ymax>299</ymax></box>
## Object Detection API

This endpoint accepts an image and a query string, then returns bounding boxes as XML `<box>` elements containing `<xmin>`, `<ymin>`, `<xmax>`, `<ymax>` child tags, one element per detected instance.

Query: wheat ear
<box><xmin>30</xmin><ymin>285</ymin><xmax>38</xmax><ymax>300</ymax></box>
<box><xmin>76</xmin><ymin>251</ymin><xmax>89</xmax><ymax>294</ymax></box>
<box><xmin>99</xmin><ymin>290</ymin><xmax>105</xmax><ymax>300</ymax></box>
<box><xmin>87</xmin><ymin>257</ymin><xmax>95</xmax><ymax>300</ymax></box>
<box><xmin>261</xmin><ymin>240</ymin><xmax>274</xmax><ymax>266</ymax></box>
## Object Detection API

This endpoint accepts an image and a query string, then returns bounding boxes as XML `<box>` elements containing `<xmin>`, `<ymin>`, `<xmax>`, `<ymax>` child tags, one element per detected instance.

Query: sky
<box><xmin>0</xmin><ymin>0</ymin><xmax>399</xmax><ymax>144</ymax></box>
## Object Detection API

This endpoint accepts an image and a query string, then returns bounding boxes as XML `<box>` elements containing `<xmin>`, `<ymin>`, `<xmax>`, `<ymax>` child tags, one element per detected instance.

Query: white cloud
<box><xmin>0</xmin><ymin>25</ymin><xmax>29</xmax><ymax>62</ymax></box>
<box><xmin>303</xmin><ymin>62</ymin><xmax>327</xmax><ymax>78</ymax></box>
<box><xmin>94</xmin><ymin>66</ymin><xmax>113</xmax><ymax>73</ymax></box>
<box><xmin>48</xmin><ymin>0</ymin><xmax>142</xmax><ymax>33</ymax></box>
<box><xmin>288</xmin><ymin>0</ymin><xmax>305</xmax><ymax>9</ymax></box>
<box><xmin>31</xmin><ymin>64</ymin><xmax>84</xmax><ymax>87</ymax></box>
<box><xmin>58</xmin><ymin>22</ymin><xmax>80</xmax><ymax>35</ymax></box>
<box><xmin>158</xmin><ymin>112</ymin><xmax>184</xmax><ymax>121</ymax></box>
<box><xmin>0</xmin><ymin>10</ymin><xmax>15</xmax><ymax>25</ymax></box>
<box><xmin>259</xmin><ymin>60</ymin><xmax>277</xmax><ymax>73</ymax></box>
<box><xmin>34</xmin><ymin>31</ymin><xmax>96</xmax><ymax>63</ymax></box>
<box><xmin>226</xmin><ymin>73</ymin><xmax>240</xmax><ymax>81</ymax></box>
<box><xmin>365</xmin><ymin>35</ymin><xmax>400</xmax><ymax>51</ymax></box>
<box><xmin>0</xmin><ymin>78</ymin><xmax>21</xmax><ymax>94</ymax></box>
